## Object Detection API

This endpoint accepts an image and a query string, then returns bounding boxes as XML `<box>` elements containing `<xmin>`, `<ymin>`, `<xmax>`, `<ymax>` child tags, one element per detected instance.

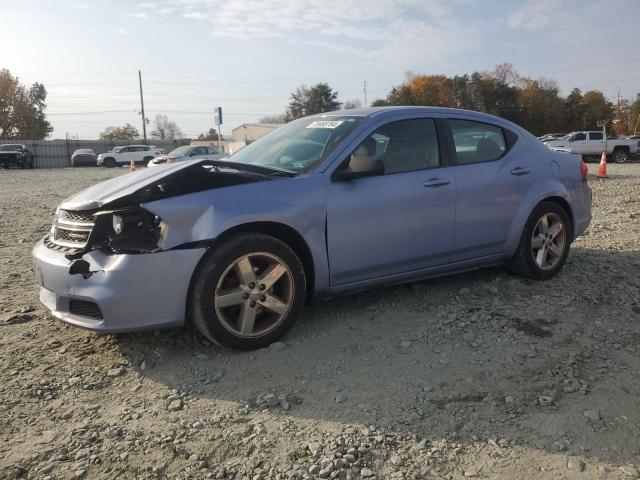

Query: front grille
<box><xmin>61</xmin><ymin>210</ymin><xmax>96</xmax><ymax>223</ymax></box>
<box><xmin>69</xmin><ymin>300</ymin><xmax>103</xmax><ymax>320</ymax></box>
<box><xmin>49</xmin><ymin>209</ymin><xmax>96</xmax><ymax>249</ymax></box>
<box><xmin>44</xmin><ymin>236</ymin><xmax>80</xmax><ymax>254</ymax></box>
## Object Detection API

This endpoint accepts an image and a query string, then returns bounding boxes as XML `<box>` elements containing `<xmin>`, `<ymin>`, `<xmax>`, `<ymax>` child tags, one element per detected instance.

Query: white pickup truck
<box><xmin>543</xmin><ymin>131</ymin><xmax>639</xmax><ymax>163</ymax></box>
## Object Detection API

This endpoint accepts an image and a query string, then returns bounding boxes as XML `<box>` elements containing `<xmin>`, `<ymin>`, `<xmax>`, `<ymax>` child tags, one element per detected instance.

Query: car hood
<box><xmin>60</xmin><ymin>159</ymin><xmax>211</xmax><ymax>210</ymax></box>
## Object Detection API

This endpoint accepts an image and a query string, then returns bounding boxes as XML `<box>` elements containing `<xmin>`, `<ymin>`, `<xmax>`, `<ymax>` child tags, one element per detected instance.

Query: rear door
<box><xmin>326</xmin><ymin>117</ymin><xmax>456</xmax><ymax>285</ymax></box>
<box><xmin>446</xmin><ymin>117</ymin><xmax>538</xmax><ymax>262</ymax></box>
<box><xmin>587</xmin><ymin>131</ymin><xmax>605</xmax><ymax>155</ymax></box>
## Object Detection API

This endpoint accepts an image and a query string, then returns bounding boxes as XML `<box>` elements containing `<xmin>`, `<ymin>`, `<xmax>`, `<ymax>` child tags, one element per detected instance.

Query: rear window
<box><xmin>449</xmin><ymin>119</ymin><xmax>507</xmax><ymax>164</ymax></box>
<box><xmin>589</xmin><ymin>132</ymin><xmax>603</xmax><ymax>140</ymax></box>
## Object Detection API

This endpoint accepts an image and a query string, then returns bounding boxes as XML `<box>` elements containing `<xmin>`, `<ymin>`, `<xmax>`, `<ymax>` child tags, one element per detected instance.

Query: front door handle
<box><xmin>510</xmin><ymin>167</ymin><xmax>531</xmax><ymax>176</ymax></box>
<box><xmin>423</xmin><ymin>178</ymin><xmax>451</xmax><ymax>188</ymax></box>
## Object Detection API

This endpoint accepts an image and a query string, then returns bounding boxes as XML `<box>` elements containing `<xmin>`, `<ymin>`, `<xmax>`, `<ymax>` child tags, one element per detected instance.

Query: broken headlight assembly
<box><xmin>65</xmin><ymin>206</ymin><xmax>165</xmax><ymax>261</ymax></box>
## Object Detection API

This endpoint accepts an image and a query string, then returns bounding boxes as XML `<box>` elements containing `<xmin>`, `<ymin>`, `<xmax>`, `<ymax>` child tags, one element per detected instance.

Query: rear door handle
<box><xmin>423</xmin><ymin>178</ymin><xmax>451</xmax><ymax>188</ymax></box>
<box><xmin>510</xmin><ymin>167</ymin><xmax>531</xmax><ymax>176</ymax></box>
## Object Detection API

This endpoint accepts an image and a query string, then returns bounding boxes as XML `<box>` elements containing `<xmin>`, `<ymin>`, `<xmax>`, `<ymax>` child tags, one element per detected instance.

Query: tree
<box><xmin>516</xmin><ymin>77</ymin><xmax>565</xmax><ymax>135</ymax></box>
<box><xmin>100</xmin><ymin>123</ymin><xmax>140</xmax><ymax>141</ymax></box>
<box><xmin>286</xmin><ymin>83</ymin><xmax>341</xmax><ymax>120</ymax></box>
<box><xmin>259</xmin><ymin>114</ymin><xmax>287</xmax><ymax>124</ymax></box>
<box><xmin>152</xmin><ymin>114</ymin><xmax>182</xmax><ymax>140</ymax></box>
<box><xmin>0</xmin><ymin>69</ymin><xmax>52</xmax><ymax>139</ymax></box>
<box><xmin>343</xmin><ymin>99</ymin><xmax>362</xmax><ymax>110</ymax></box>
<box><xmin>564</xmin><ymin>88</ymin><xmax>584</xmax><ymax>132</ymax></box>
<box><xmin>630</xmin><ymin>95</ymin><xmax>640</xmax><ymax>134</ymax></box>
<box><xmin>580</xmin><ymin>91</ymin><xmax>611</xmax><ymax>130</ymax></box>
<box><xmin>197</xmin><ymin>128</ymin><xmax>219</xmax><ymax>141</ymax></box>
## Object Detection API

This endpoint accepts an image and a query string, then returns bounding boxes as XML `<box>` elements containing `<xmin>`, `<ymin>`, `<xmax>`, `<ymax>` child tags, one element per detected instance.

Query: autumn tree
<box><xmin>580</xmin><ymin>91</ymin><xmax>611</xmax><ymax>130</ymax></box>
<box><xmin>99</xmin><ymin>124</ymin><xmax>140</xmax><ymax>141</ymax></box>
<box><xmin>516</xmin><ymin>77</ymin><xmax>565</xmax><ymax>135</ymax></box>
<box><xmin>0</xmin><ymin>69</ymin><xmax>52</xmax><ymax>139</ymax></box>
<box><xmin>197</xmin><ymin>128</ymin><xmax>219</xmax><ymax>141</ymax></box>
<box><xmin>285</xmin><ymin>83</ymin><xmax>341</xmax><ymax>120</ymax></box>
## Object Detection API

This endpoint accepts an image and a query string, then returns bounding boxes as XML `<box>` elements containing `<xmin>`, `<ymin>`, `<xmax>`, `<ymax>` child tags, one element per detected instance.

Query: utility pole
<box><xmin>363</xmin><ymin>80</ymin><xmax>368</xmax><ymax>107</ymax></box>
<box><xmin>138</xmin><ymin>70</ymin><xmax>147</xmax><ymax>142</ymax></box>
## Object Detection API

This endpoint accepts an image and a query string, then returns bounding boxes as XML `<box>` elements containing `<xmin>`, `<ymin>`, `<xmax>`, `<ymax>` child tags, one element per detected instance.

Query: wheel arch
<box><xmin>539</xmin><ymin>195</ymin><xmax>575</xmax><ymax>241</ymax></box>
<box><xmin>187</xmin><ymin>221</ymin><xmax>316</xmax><ymax>305</ymax></box>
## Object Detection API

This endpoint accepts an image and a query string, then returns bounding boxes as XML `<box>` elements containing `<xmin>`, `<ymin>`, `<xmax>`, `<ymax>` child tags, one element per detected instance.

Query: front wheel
<box><xmin>189</xmin><ymin>233</ymin><xmax>306</xmax><ymax>350</ymax></box>
<box><xmin>508</xmin><ymin>201</ymin><xmax>571</xmax><ymax>280</ymax></box>
<box><xmin>611</xmin><ymin>149</ymin><xmax>629</xmax><ymax>164</ymax></box>
<box><xmin>103</xmin><ymin>157</ymin><xmax>116</xmax><ymax>168</ymax></box>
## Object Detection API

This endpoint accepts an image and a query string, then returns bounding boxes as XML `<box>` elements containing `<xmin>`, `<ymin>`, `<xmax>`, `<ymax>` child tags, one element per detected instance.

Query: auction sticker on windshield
<box><xmin>306</xmin><ymin>120</ymin><xmax>344</xmax><ymax>129</ymax></box>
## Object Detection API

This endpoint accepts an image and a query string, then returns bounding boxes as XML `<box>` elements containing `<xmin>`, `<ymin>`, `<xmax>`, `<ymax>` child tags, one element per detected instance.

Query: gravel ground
<box><xmin>0</xmin><ymin>164</ymin><xmax>639</xmax><ymax>480</ymax></box>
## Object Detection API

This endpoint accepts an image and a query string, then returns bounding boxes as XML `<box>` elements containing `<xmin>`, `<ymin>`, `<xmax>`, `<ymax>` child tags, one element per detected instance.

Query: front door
<box><xmin>326</xmin><ymin>118</ymin><xmax>456</xmax><ymax>285</ymax></box>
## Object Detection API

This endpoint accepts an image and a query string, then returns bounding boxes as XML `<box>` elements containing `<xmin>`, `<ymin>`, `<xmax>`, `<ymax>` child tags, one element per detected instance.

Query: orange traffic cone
<box><xmin>129</xmin><ymin>159</ymin><xmax>136</xmax><ymax>172</ymax></box>
<box><xmin>597</xmin><ymin>151</ymin><xmax>607</xmax><ymax>179</ymax></box>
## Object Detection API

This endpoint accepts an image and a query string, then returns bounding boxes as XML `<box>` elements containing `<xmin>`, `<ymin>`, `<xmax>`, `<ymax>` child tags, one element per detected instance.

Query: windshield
<box><xmin>168</xmin><ymin>146</ymin><xmax>192</xmax><ymax>157</ymax></box>
<box><xmin>228</xmin><ymin>115</ymin><xmax>365</xmax><ymax>172</ymax></box>
<box><xmin>0</xmin><ymin>144</ymin><xmax>21</xmax><ymax>151</ymax></box>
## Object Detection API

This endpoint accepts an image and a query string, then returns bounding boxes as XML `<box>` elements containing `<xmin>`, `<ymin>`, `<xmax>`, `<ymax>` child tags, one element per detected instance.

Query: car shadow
<box><xmin>113</xmin><ymin>246</ymin><xmax>640</xmax><ymax>467</ymax></box>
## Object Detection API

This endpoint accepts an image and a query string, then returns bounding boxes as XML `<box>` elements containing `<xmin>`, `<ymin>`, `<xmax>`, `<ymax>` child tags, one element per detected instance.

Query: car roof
<box><xmin>311</xmin><ymin>106</ymin><xmax>520</xmax><ymax>125</ymax></box>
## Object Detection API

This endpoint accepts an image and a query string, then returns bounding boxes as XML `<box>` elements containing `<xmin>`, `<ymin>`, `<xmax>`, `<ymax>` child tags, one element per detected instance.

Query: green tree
<box><xmin>630</xmin><ymin>95</ymin><xmax>640</xmax><ymax>134</ymax></box>
<box><xmin>0</xmin><ymin>69</ymin><xmax>52</xmax><ymax>139</ymax></box>
<box><xmin>516</xmin><ymin>77</ymin><xmax>565</xmax><ymax>135</ymax></box>
<box><xmin>99</xmin><ymin>123</ymin><xmax>140</xmax><ymax>141</ymax></box>
<box><xmin>285</xmin><ymin>83</ymin><xmax>341</xmax><ymax>120</ymax></box>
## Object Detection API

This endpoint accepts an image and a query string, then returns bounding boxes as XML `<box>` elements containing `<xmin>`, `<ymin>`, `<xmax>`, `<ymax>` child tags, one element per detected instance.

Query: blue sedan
<box><xmin>33</xmin><ymin>107</ymin><xmax>592</xmax><ymax>349</ymax></box>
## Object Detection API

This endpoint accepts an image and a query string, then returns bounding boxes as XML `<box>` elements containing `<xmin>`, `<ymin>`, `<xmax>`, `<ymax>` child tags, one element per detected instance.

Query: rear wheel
<box><xmin>143</xmin><ymin>156</ymin><xmax>153</xmax><ymax>166</ymax></box>
<box><xmin>189</xmin><ymin>233</ymin><xmax>306</xmax><ymax>350</ymax></box>
<box><xmin>612</xmin><ymin>149</ymin><xmax>629</xmax><ymax>164</ymax></box>
<box><xmin>508</xmin><ymin>201</ymin><xmax>571</xmax><ymax>280</ymax></box>
<box><xmin>103</xmin><ymin>157</ymin><xmax>116</xmax><ymax>168</ymax></box>
<box><xmin>29</xmin><ymin>157</ymin><xmax>34</xmax><ymax>169</ymax></box>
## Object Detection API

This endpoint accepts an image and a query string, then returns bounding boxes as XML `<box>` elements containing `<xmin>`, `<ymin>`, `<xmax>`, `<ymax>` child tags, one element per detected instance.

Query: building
<box><xmin>228</xmin><ymin>123</ymin><xmax>281</xmax><ymax>153</ymax></box>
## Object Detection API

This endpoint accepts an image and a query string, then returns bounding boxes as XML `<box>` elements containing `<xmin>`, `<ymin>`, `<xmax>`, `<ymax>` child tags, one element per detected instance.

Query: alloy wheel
<box><xmin>214</xmin><ymin>252</ymin><xmax>294</xmax><ymax>338</ymax></box>
<box><xmin>531</xmin><ymin>212</ymin><xmax>566</xmax><ymax>270</ymax></box>
<box><xmin>613</xmin><ymin>151</ymin><xmax>628</xmax><ymax>163</ymax></box>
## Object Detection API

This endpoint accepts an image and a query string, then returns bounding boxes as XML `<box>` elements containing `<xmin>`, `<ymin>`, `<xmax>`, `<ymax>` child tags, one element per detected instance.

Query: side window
<box><xmin>192</xmin><ymin>147</ymin><xmax>207</xmax><ymax>155</ymax></box>
<box><xmin>572</xmin><ymin>132</ymin><xmax>586</xmax><ymax>141</ymax></box>
<box><xmin>449</xmin><ymin>119</ymin><xmax>507</xmax><ymax>164</ymax></box>
<box><xmin>121</xmin><ymin>147</ymin><xmax>131</xmax><ymax>153</ymax></box>
<box><xmin>207</xmin><ymin>147</ymin><xmax>219</xmax><ymax>154</ymax></box>
<box><xmin>340</xmin><ymin>118</ymin><xmax>440</xmax><ymax>175</ymax></box>
<box><xmin>589</xmin><ymin>132</ymin><xmax>603</xmax><ymax>140</ymax></box>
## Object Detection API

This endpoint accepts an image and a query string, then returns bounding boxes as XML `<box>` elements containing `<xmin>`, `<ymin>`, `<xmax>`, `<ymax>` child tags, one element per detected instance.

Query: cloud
<box><xmin>126</xmin><ymin>11</ymin><xmax>150</xmax><ymax>19</ymax></box>
<box><xmin>166</xmin><ymin>0</ymin><xmax>479</xmax><ymax>67</ymax></box>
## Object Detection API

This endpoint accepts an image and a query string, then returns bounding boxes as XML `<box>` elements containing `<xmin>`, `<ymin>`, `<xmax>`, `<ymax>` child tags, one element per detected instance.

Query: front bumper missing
<box><xmin>33</xmin><ymin>238</ymin><xmax>206</xmax><ymax>332</ymax></box>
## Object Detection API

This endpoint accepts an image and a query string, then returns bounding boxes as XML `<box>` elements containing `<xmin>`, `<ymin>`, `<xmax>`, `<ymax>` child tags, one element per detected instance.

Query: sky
<box><xmin>1</xmin><ymin>0</ymin><xmax>639</xmax><ymax>139</ymax></box>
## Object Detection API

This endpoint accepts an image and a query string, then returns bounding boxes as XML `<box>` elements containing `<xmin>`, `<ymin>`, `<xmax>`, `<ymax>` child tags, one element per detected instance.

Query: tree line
<box><xmin>272</xmin><ymin>64</ymin><xmax>638</xmax><ymax>136</ymax></box>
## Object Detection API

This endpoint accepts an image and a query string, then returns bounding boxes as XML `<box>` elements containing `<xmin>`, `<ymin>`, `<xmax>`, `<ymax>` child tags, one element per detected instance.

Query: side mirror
<box><xmin>333</xmin><ymin>159</ymin><xmax>385</xmax><ymax>181</ymax></box>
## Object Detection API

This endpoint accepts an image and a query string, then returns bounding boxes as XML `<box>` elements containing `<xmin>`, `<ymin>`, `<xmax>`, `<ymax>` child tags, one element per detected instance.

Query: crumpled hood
<box><xmin>60</xmin><ymin>159</ymin><xmax>207</xmax><ymax>210</ymax></box>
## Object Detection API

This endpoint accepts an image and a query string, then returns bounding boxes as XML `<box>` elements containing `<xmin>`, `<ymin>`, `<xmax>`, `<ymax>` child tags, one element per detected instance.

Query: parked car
<box><xmin>538</xmin><ymin>133</ymin><xmax>567</xmax><ymax>142</ymax></box>
<box><xmin>71</xmin><ymin>149</ymin><xmax>97</xmax><ymax>167</ymax></box>
<box><xmin>33</xmin><ymin>107</ymin><xmax>592</xmax><ymax>350</ymax></box>
<box><xmin>97</xmin><ymin>145</ymin><xmax>161</xmax><ymax>167</ymax></box>
<box><xmin>543</xmin><ymin>131</ymin><xmax>639</xmax><ymax>163</ymax></box>
<box><xmin>147</xmin><ymin>145</ymin><xmax>225</xmax><ymax>167</ymax></box>
<box><xmin>0</xmin><ymin>143</ymin><xmax>34</xmax><ymax>169</ymax></box>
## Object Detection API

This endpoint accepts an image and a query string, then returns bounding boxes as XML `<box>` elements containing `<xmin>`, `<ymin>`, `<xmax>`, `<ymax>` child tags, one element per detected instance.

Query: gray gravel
<box><xmin>1</xmin><ymin>164</ymin><xmax>639</xmax><ymax>479</ymax></box>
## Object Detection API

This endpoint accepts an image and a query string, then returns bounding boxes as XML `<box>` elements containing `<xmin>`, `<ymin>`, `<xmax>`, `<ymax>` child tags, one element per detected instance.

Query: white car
<box><xmin>97</xmin><ymin>145</ymin><xmax>162</xmax><ymax>168</ymax></box>
<box><xmin>147</xmin><ymin>145</ymin><xmax>226</xmax><ymax>167</ymax></box>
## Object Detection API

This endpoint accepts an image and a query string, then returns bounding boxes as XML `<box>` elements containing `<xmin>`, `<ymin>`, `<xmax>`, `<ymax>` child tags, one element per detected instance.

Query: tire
<box><xmin>103</xmin><ymin>157</ymin><xmax>116</xmax><ymax>168</ymax></box>
<box><xmin>19</xmin><ymin>159</ymin><xmax>26</xmax><ymax>169</ymax></box>
<box><xmin>143</xmin><ymin>156</ymin><xmax>153</xmax><ymax>166</ymax></box>
<box><xmin>507</xmin><ymin>201</ymin><xmax>571</xmax><ymax>280</ymax></box>
<box><xmin>612</xmin><ymin>149</ymin><xmax>629</xmax><ymax>164</ymax></box>
<box><xmin>29</xmin><ymin>157</ymin><xmax>35</xmax><ymax>169</ymax></box>
<box><xmin>189</xmin><ymin>233</ymin><xmax>306</xmax><ymax>350</ymax></box>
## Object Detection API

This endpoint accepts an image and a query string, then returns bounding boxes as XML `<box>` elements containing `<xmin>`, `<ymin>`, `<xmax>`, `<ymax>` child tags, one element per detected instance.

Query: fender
<box><xmin>505</xmin><ymin>178</ymin><xmax>572</xmax><ymax>252</ymax></box>
<box><xmin>142</xmin><ymin>174</ymin><xmax>331</xmax><ymax>293</ymax></box>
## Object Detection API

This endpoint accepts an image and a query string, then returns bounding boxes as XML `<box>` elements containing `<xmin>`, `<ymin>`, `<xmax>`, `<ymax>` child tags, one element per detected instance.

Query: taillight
<box><xmin>580</xmin><ymin>161</ymin><xmax>588</xmax><ymax>182</ymax></box>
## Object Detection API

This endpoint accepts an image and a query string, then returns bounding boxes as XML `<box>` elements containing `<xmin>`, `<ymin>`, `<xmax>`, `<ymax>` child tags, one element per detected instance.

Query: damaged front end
<box><xmin>45</xmin><ymin>159</ymin><xmax>276</xmax><ymax>275</ymax></box>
